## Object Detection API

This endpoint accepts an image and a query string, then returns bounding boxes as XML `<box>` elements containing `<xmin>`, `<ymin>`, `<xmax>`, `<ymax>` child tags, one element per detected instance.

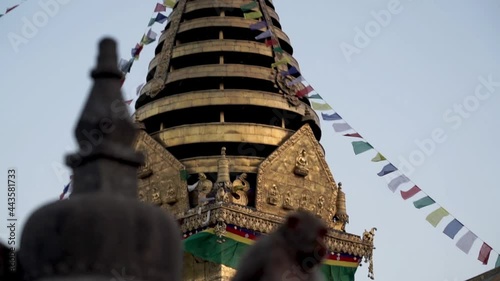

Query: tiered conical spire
<box><xmin>134</xmin><ymin>0</ymin><xmax>322</xmax><ymax>187</ymax></box>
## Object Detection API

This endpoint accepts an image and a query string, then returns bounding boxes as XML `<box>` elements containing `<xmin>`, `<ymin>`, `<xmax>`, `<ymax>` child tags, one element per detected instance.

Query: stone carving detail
<box><xmin>316</xmin><ymin>195</ymin><xmax>325</xmax><ymax>217</ymax></box>
<box><xmin>165</xmin><ymin>180</ymin><xmax>177</xmax><ymax>204</ymax></box>
<box><xmin>298</xmin><ymin>192</ymin><xmax>315</xmax><ymax>213</ymax></box>
<box><xmin>282</xmin><ymin>191</ymin><xmax>294</xmax><ymax>210</ymax></box>
<box><xmin>267</xmin><ymin>184</ymin><xmax>280</xmax><ymax>206</ymax></box>
<box><xmin>188</xmin><ymin>173</ymin><xmax>214</xmax><ymax>207</ymax></box>
<box><xmin>293</xmin><ymin>149</ymin><xmax>309</xmax><ymax>177</ymax></box>
<box><xmin>231</xmin><ymin>173</ymin><xmax>250</xmax><ymax>206</ymax></box>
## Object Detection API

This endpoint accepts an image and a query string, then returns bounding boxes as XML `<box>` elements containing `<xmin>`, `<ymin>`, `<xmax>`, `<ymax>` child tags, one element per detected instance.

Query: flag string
<box><xmin>241</xmin><ymin>0</ymin><xmax>499</xmax><ymax>266</ymax></box>
<box><xmin>119</xmin><ymin>1</ymin><xmax>175</xmax><ymax>106</ymax></box>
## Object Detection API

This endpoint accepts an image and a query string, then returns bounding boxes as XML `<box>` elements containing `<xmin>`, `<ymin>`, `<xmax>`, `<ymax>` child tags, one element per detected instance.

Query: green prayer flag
<box><xmin>425</xmin><ymin>207</ymin><xmax>449</xmax><ymax>227</ymax></box>
<box><xmin>413</xmin><ymin>196</ymin><xmax>435</xmax><ymax>209</ymax></box>
<box><xmin>309</xmin><ymin>93</ymin><xmax>322</xmax><ymax>100</ymax></box>
<box><xmin>371</xmin><ymin>152</ymin><xmax>386</xmax><ymax>162</ymax></box>
<box><xmin>273</xmin><ymin>46</ymin><xmax>283</xmax><ymax>53</ymax></box>
<box><xmin>243</xmin><ymin>11</ymin><xmax>263</xmax><ymax>19</ymax></box>
<box><xmin>180</xmin><ymin>170</ymin><xmax>190</xmax><ymax>181</ymax></box>
<box><xmin>311</xmin><ymin>101</ymin><xmax>332</xmax><ymax>111</ymax></box>
<box><xmin>148</xmin><ymin>18</ymin><xmax>155</xmax><ymax>26</ymax></box>
<box><xmin>240</xmin><ymin>1</ymin><xmax>257</xmax><ymax>12</ymax></box>
<box><xmin>351</xmin><ymin>141</ymin><xmax>373</xmax><ymax>155</ymax></box>
<box><xmin>495</xmin><ymin>255</ymin><xmax>500</xmax><ymax>268</ymax></box>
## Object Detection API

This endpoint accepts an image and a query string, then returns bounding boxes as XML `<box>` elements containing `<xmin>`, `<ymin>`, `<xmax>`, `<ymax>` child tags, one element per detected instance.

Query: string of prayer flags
<box><xmin>240</xmin><ymin>1</ymin><xmax>258</xmax><ymax>12</ymax></box>
<box><xmin>255</xmin><ymin>29</ymin><xmax>272</xmax><ymax>40</ymax></box>
<box><xmin>400</xmin><ymin>185</ymin><xmax>421</xmax><ymax>200</ymax></box>
<box><xmin>443</xmin><ymin>219</ymin><xmax>464</xmax><ymax>239</ymax></box>
<box><xmin>280</xmin><ymin>60</ymin><xmax>500</xmax><ymax>268</ymax></box>
<box><xmin>387</xmin><ymin>175</ymin><xmax>410</xmax><ymax>192</ymax></box>
<box><xmin>321</xmin><ymin>112</ymin><xmax>342</xmax><ymax>121</ymax></box>
<box><xmin>456</xmin><ymin>231</ymin><xmax>478</xmax><ymax>254</ymax></box>
<box><xmin>377</xmin><ymin>163</ymin><xmax>397</xmax><ymax>176</ymax></box>
<box><xmin>249</xmin><ymin>20</ymin><xmax>267</xmax><ymax>30</ymax></box>
<box><xmin>371</xmin><ymin>152</ymin><xmax>386</xmax><ymax>162</ymax></box>
<box><xmin>296</xmin><ymin>85</ymin><xmax>314</xmax><ymax>98</ymax></box>
<box><xmin>425</xmin><ymin>207</ymin><xmax>449</xmax><ymax>227</ymax></box>
<box><xmin>332</xmin><ymin>123</ymin><xmax>353</xmax><ymax>133</ymax></box>
<box><xmin>155</xmin><ymin>3</ymin><xmax>166</xmax><ymax>12</ymax></box>
<box><xmin>270</xmin><ymin>55</ymin><xmax>500</xmax><ymax>267</ymax></box>
<box><xmin>344</xmin><ymin>133</ymin><xmax>363</xmax><ymax>138</ymax></box>
<box><xmin>164</xmin><ymin>0</ymin><xmax>176</xmax><ymax>8</ymax></box>
<box><xmin>478</xmin><ymin>243</ymin><xmax>493</xmax><ymax>265</ymax></box>
<box><xmin>244</xmin><ymin>11</ymin><xmax>263</xmax><ymax>20</ymax></box>
<box><xmin>352</xmin><ymin>141</ymin><xmax>373</xmax><ymax>155</ymax></box>
<box><xmin>413</xmin><ymin>196</ymin><xmax>435</xmax><ymax>209</ymax></box>
<box><xmin>310</xmin><ymin>101</ymin><xmax>332</xmax><ymax>111</ymax></box>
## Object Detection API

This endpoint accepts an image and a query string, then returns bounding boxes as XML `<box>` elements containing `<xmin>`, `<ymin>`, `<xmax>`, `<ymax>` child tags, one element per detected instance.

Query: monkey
<box><xmin>232</xmin><ymin>210</ymin><xmax>328</xmax><ymax>281</ymax></box>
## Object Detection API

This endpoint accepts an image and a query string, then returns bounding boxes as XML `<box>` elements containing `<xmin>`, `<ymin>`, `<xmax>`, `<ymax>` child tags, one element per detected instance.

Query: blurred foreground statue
<box><xmin>12</xmin><ymin>38</ymin><xmax>183</xmax><ymax>281</ymax></box>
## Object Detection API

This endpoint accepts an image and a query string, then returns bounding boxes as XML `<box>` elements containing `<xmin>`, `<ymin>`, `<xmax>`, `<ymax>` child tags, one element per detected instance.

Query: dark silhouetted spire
<box><xmin>66</xmin><ymin>38</ymin><xmax>144</xmax><ymax>198</ymax></box>
<box><xmin>18</xmin><ymin>38</ymin><xmax>182</xmax><ymax>281</ymax></box>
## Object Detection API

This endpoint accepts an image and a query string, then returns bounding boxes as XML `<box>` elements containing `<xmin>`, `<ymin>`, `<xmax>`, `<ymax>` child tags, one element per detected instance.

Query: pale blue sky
<box><xmin>0</xmin><ymin>1</ymin><xmax>499</xmax><ymax>280</ymax></box>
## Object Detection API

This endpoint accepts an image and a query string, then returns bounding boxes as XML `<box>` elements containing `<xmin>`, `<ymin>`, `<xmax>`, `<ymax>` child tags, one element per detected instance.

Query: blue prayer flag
<box><xmin>443</xmin><ymin>219</ymin><xmax>464</xmax><ymax>239</ymax></box>
<box><xmin>377</xmin><ymin>163</ymin><xmax>397</xmax><ymax>176</ymax></box>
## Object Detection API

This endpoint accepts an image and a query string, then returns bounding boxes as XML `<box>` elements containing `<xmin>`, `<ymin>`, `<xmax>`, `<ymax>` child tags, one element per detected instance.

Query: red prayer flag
<box><xmin>6</xmin><ymin>5</ymin><xmax>19</xmax><ymax>13</ymax></box>
<box><xmin>265</xmin><ymin>38</ymin><xmax>278</xmax><ymax>47</ymax></box>
<box><xmin>296</xmin><ymin>86</ymin><xmax>314</xmax><ymax>98</ymax></box>
<box><xmin>125</xmin><ymin>99</ymin><xmax>133</xmax><ymax>105</ymax></box>
<box><xmin>343</xmin><ymin>133</ymin><xmax>362</xmax><ymax>138</ymax></box>
<box><xmin>478</xmin><ymin>243</ymin><xmax>492</xmax><ymax>265</ymax></box>
<box><xmin>154</xmin><ymin>3</ymin><xmax>166</xmax><ymax>12</ymax></box>
<box><xmin>400</xmin><ymin>185</ymin><xmax>421</xmax><ymax>200</ymax></box>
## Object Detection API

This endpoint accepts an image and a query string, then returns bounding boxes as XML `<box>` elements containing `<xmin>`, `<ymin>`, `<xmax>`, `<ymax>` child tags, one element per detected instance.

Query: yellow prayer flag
<box><xmin>164</xmin><ymin>0</ymin><xmax>176</xmax><ymax>8</ymax></box>
<box><xmin>311</xmin><ymin>101</ymin><xmax>332</xmax><ymax>111</ymax></box>
<box><xmin>244</xmin><ymin>11</ymin><xmax>263</xmax><ymax>20</ymax></box>
<box><xmin>271</xmin><ymin>57</ymin><xmax>290</xmax><ymax>68</ymax></box>
<box><xmin>426</xmin><ymin>207</ymin><xmax>449</xmax><ymax>227</ymax></box>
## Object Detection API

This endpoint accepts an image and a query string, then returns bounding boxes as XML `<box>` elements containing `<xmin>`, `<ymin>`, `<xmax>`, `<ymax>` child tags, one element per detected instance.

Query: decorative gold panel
<box><xmin>134</xmin><ymin>130</ymin><xmax>189</xmax><ymax>214</ymax></box>
<box><xmin>256</xmin><ymin>124</ymin><xmax>339</xmax><ymax>225</ymax></box>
